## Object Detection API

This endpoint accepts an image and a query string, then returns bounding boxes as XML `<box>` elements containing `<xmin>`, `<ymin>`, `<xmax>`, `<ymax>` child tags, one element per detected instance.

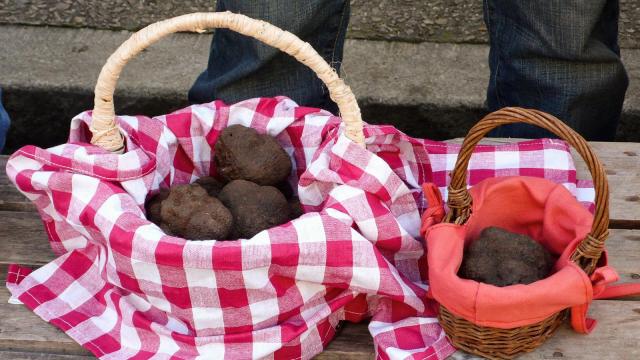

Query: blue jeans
<box><xmin>0</xmin><ymin>88</ymin><xmax>10</xmax><ymax>152</ymax></box>
<box><xmin>189</xmin><ymin>0</ymin><xmax>349</xmax><ymax>114</ymax></box>
<box><xmin>190</xmin><ymin>0</ymin><xmax>627</xmax><ymax>141</ymax></box>
<box><xmin>484</xmin><ymin>0</ymin><xmax>628</xmax><ymax>140</ymax></box>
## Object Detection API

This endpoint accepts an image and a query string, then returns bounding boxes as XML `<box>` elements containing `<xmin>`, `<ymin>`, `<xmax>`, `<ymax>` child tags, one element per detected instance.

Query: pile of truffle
<box><xmin>145</xmin><ymin>125</ymin><xmax>303</xmax><ymax>240</ymax></box>
<box><xmin>459</xmin><ymin>227</ymin><xmax>555</xmax><ymax>287</ymax></box>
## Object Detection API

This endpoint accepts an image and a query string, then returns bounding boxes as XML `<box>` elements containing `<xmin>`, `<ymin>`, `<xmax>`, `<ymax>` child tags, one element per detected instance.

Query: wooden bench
<box><xmin>1</xmin><ymin>140</ymin><xmax>639</xmax><ymax>359</ymax></box>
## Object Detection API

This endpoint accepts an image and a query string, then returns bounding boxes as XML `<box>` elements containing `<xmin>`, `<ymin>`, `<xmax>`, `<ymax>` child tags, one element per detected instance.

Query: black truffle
<box><xmin>145</xmin><ymin>188</ymin><xmax>170</xmax><ymax>224</ymax></box>
<box><xmin>459</xmin><ymin>227</ymin><xmax>554</xmax><ymax>287</ymax></box>
<box><xmin>151</xmin><ymin>183</ymin><xmax>233</xmax><ymax>240</ymax></box>
<box><xmin>214</xmin><ymin>125</ymin><xmax>292</xmax><ymax>186</ymax></box>
<box><xmin>218</xmin><ymin>180</ymin><xmax>290</xmax><ymax>238</ymax></box>
<box><xmin>195</xmin><ymin>176</ymin><xmax>225</xmax><ymax>197</ymax></box>
<box><xmin>288</xmin><ymin>197</ymin><xmax>304</xmax><ymax>220</ymax></box>
<box><xmin>276</xmin><ymin>180</ymin><xmax>295</xmax><ymax>200</ymax></box>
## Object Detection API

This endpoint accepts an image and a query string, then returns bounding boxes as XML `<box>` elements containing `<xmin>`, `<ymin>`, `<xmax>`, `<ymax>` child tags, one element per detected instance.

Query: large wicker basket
<box><xmin>439</xmin><ymin>108</ymin><xmax>609</xmax><ymax>359</ymax></box>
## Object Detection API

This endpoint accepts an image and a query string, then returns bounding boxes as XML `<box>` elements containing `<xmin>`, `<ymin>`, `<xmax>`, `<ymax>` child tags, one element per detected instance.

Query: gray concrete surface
<box><xmin>1</xmin><ymin>0</ymin><xmax>639</xmax><ymax>48</ymax></box>
<box><xmin>0</xmin><ymin>25</ymin><xmax>638</xmax><ymax>153</ymax></box>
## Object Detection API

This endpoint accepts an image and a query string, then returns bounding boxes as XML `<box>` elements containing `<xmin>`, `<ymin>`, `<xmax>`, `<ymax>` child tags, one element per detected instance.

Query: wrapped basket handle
<box><xmin>445</xmin><ymin>107</ymin><xmax>609</xmax><ymax>274</ymax></box>
<box><xmin>91</xmin><ymin>12</ymin><xmax>365</xmax><ymax>153</ymax></box>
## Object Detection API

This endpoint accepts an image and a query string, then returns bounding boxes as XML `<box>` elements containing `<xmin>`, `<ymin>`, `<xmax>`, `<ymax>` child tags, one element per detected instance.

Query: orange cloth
<box><xmin>421</xmin><ymin>176</ymin><xmax>629</xmax><ymax>333</ymax></box>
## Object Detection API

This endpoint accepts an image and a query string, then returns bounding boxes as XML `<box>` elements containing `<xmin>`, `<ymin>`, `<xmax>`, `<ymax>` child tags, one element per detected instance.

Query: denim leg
<box><xmin>189</xmin><ymin>0</ymin><xmax>350</xmax><ymax>114</ymax></box>
<box><xmin>484</xmin><ymin>0</ymin><xmax>628</xmax><ymax>140</ymax></box>
<box><xmin>0</xmin><ymin>88</ymin><xmax>10</xmax><ymax>152</ymax></box>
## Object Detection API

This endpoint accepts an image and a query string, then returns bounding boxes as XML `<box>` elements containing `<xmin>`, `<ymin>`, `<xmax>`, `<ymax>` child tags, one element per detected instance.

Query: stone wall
<box><xmin>1</xmin><ymin>0</ymin><xmax>638</xmax><ymax>47</ymax></box>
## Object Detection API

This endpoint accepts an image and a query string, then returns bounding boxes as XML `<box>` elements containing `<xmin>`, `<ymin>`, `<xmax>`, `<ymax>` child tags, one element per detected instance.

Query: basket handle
<box><xmin>91</xmin><ymin>12</ymin><xmax>365</xmax><ymax>153</ymax></box>
<box><xmin>446</xmin><ymin>107</ymin><xmax>609</xmax><ymax>274</ymax></box>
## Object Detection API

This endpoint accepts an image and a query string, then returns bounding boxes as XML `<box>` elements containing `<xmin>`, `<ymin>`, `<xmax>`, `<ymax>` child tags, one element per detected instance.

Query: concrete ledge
<box><xmin>1</xmin><ymin>25</ymin><xmax>638</xmax><ymax>153</ymax></box>
<box><xmin>0</xmin><ymin>0</ymin><xmax>639</xmax><ymax>48</ymax></box>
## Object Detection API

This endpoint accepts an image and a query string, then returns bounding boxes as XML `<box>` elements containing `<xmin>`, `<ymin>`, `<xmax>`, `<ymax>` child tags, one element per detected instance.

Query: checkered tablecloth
<box><xmin>5</xmin><ymin>97</ymin><xmax>594</xmax><ymax>359</ymax></box>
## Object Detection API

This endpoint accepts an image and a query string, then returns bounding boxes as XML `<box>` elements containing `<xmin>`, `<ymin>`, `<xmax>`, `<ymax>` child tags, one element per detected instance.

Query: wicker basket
<box><xmin>440</xmin><ymin>107</ymin><xmax>609</xmax><ymax>359</ymax></box>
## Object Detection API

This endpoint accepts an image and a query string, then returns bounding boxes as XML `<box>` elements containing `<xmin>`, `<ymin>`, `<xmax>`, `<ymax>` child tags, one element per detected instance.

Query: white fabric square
<box><xmin>296</xmin><ymin>281</ymin><xmax>327</xmax><ymax>303</ymax></box>
<box><xmin>292</xmin><ymin>216</ymin><xmax>326</xmax><ymax>244</ymax></box>
<box><xmin>249</xmin><ymin>297</ymin><xmax>280</xmax><ymax>324</ymax></box>
<box><xmin>295</xmin><ymin>265</ymin><xmax>326</xmax><ymax>284</ymax></box>
<box><xmin>544</xmin><ymin>148</ymin><xmax>571</xmax><ymax>169</ymax></box>
<box><xmin>494</xmin><ymin>150</ymin><xmax>520</xmax><ymax>169</ymax></box>
<box><xmin>192</xmin><ymin>306</ymin><xmax>224</xmax><ymax>330</ymax></box>
<box><xmin>242</xmin><ymin>267</ymin><xmax>271</xmax><ymax>290</ymax></box>
<box><xmin>58</xmin><ymin>280</ymin><xmax>94</xmax><ymax>309</ymax></box>
<box><xmin>184</xmin><ymin>267</ymin><xmax>217</xmax><ymax>288</ymax></box>
<box><xmin>351</xmin><ymin>266</ymin><xmax>381</xmax><ymax>290</ymax></box>
<box><xmin>195</xmin><ymin>342</ymin><xmax>226</xmax><ymax>359</ymax></box>
<box><xmin>131</xmin><ymin>259</ymin><xmax>162</xmax><ymax>284</ymax></box>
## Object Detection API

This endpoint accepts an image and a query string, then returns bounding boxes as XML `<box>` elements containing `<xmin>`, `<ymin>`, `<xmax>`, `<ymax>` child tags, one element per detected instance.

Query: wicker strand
<box><xmin>439</xmin><ymin>307</ymin><xmax>568</xmax><ymax>360</ymax></box>
<box><xmin>444</xmin><ymin>187</ymin><xmax>472</xmax><ymax>224</ymax></box>
<box><xmin>570</xmin><ymin>231</ymin><xmax>608</xmax><ymax>274</ymax></box>
<box><xmin>91</xmin><ymin>12</ymin><xmax>364</xmax><ymax>153</ymax></box>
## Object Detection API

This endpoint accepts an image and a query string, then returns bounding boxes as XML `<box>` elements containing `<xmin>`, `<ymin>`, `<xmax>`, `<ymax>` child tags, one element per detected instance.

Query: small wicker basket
<box><xmin>439</xmin><ymin>107</ymin><xmax>609</xmax><ymax>359</ymax></box>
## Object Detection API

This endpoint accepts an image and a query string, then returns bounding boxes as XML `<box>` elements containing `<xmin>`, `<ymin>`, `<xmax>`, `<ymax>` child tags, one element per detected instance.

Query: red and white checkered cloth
<box><xmin>5</xmin><ymin>97</ymin><xmax>594</xmax><ymax>360</ymax></box>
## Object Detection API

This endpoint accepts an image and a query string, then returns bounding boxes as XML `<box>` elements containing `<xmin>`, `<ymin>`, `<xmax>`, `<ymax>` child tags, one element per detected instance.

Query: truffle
<box><xmin>288</xmin><ymin>197</ymin><xmax>304</xmax><ymax>220</ymax></box>
<box><xmin>215</xmin><ymin>125</ymin><xmax>292</xmax><ymax>186</ymax></box>
<box><xmin>155</xmin><ymin>183</ymin><xmax>233</xmax><ymax>240</ymax></box>
<box><xmin>276</xmin><ymin>180</ymin><xmax>295</xmax><ymax>200</ymax></box>
<box><xmin>218</xmin><ymin>180</ymin><xmax>290</xmax><ymax>238</ymax></box>
<box><xmin>145</xmin><ymin>188</ymin><xmax>170</xmax><ymax>225</ymax></box>
<box><xmin>459</xmin><ymin>226</ymin><xmax>554</xmax><ymax>287</ymax></box>
<box><xmin>195</xmin><ymin>176</ymin><xmax>225</xmax><ymax>197</ymax></box>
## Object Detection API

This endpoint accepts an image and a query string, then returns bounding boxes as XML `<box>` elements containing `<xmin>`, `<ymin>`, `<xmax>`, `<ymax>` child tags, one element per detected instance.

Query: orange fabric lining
<box><xmin>421</xmin><ymin>177</ymin><xmax>637</xmax><ymax>332</ymax></box>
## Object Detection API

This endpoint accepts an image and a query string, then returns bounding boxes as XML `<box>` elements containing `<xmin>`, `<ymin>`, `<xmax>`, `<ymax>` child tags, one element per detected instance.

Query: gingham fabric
<box><xmin>5</xmin><ymin>97</ymin><xmax>595</xmax><ymax>360</ymax></box>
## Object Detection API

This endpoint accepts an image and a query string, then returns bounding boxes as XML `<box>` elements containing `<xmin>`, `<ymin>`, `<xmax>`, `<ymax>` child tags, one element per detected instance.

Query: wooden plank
<box><xmin>519</xmin><ymin>301</ymin><xmax>640</xmax><ymax>360</ymax></box>
<box><xmin>2</xmin><ymin>210</ymin><xmax>638</xmax><ymax>299</ymax></box>
<box><xmin>574</xmin><ymin>142</ymin><xmax>640</xmax><ymax>177</ymax></box>
<box><xmin>1</xmin><ymin>280</ymin><xmax>638</xmax><ymax>360</ymax></box>
<box><xmin>0</xmin><ymin>211</ymin><xmax>55</xmax><ymax>266</ymax></box>
<box><xmin>0</xmin><ymin>184</ymin><xmax>36</xmax><ymax>212</ymax></box>
<box><xmin>600</xmin><ymin>175</ymin><xmax>640</xmax><ymax>229</ymax></box>
<box><xmin>449</xmin><ymin>300</ymin><xmax>640</xmax><ymax>360</ymax></box>
<box><xmin>0</xmin><ymin>352</ymin><xmax>93</xmax><ymax>360</ymax></box>
<box><xmin>0</xmin><ymin>155</ymin><xmax>34</xmax><ymax>211</ymax></box>
<box><xmin>316</xmin><ymin>322</ymin><xmax>375</xmax><ymax>359</ymax></box>
<box><xmin>570</xmin><ymin>142</ymin><xmax>639</xmax><ymax>229</ymax></box>
<box><xmin>0</xmin><ymin>157</ymin><xmax>36</xmax><ymax>211</ymax></box>
<box><xmin>0</xmin><ymin>286</ymin><xmax>92</xmax><ymax>357</ymax></box>
<box><xmin>604</xmin><ymin>230</ymin><xmax>640</xmax><ymax>293</ymax></box>
<box><xmin>0</xmin><ymin>156</ymin><xmax>7</xmax><ymax>184</ymax></box>
<box><xmin>0</xmin><ymin>156</ymin><xmax>36</xmax><ymax>210</ymax></box>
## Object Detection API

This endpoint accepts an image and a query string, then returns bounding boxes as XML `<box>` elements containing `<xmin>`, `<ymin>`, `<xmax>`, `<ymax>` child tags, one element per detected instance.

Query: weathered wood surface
<box><xmin>1</xmin><ymin>139</ymin><xmax>639</xmax><ymax>360</ymax></box>
<box><xmin>0</xmin><ymin>288</ymin><xmax>92</xmax><ymax>357</ymax></box>
<box><xmin>0</xmin><ymin>352</ymin><xmax>94</xmax><ymax>360</ymax></box>
<box><xmin>1</xmin><ymin>280</ymin><xmax>638</xmax><ymax>360</ymax></box>
<box><xmin>449</xmin><ymin>301</ymin><xmax>640</xmax><ymax>360</ymax></box>
<box><xmin>0</xmin><ymin>156</ymin><xmax>36</xmax><ymax>211</ymax></box>
<box><xmin>567</xmin><ymin>142</ymin><xmax>639</xmax><ymax>229</ymax></box>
